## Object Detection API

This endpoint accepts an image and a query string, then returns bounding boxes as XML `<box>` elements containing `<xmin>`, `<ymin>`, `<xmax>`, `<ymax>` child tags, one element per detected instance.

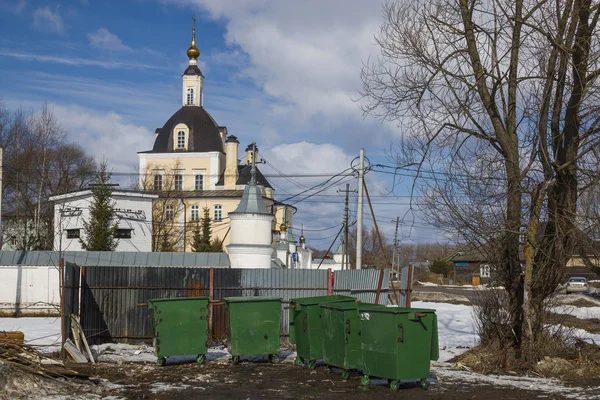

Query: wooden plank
<box><xmin>64</xmin><ymin>339</ymin><xmax>88</xmax><ymax>363</ymax></box>
<box><xmin>0</xmin><ymin>331</ymin><xmax>24</xmax><ymax>344</ymax></box>
<box><xmin>74</xmin><ymin>316</ymin><xmax>95</xmax><ymax>364</ymax></box>
<box><xmin>70</xmin><ymin>315</ymin><xmax>82</xmax><ymax>352</ymax></box>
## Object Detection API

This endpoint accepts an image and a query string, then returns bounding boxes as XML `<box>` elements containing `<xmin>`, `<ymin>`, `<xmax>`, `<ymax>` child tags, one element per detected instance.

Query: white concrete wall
<box><xmin>0</xmin><ymin>265</ymin><xmax>60</xmax><ymax>316</ymax></box>
<box><xmin>53</xmin><ymin>192</ymin><xmax>155</xmax><ymax>252</ymax></box>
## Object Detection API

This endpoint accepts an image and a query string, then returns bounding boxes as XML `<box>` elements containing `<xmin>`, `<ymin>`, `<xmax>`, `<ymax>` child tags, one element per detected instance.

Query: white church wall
<box><xmin>52</xmin><ymin>191</ymin><xmax>156</xmax><ymax>252</ymax></box>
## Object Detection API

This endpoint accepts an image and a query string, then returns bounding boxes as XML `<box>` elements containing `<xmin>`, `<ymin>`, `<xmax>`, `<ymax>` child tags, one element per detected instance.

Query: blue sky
<box><xmin>0</xmin><ymin>0</ymin><xmax>444</xmax><ymax>248</ymax></box>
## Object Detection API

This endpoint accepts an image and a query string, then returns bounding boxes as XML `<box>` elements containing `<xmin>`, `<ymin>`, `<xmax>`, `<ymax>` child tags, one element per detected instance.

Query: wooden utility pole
<box><xmin>338</xmin><ymin>184</ymin><xmax>356</xmax><ymax>269</ymax></box>
<box><xmin>392</xmin><ymin>217</ymin><xmax>400</xmax><ymax>277</ymax></box>
<box><xmin>363</xmin><ymin>180</ymin><xmax>390</xmax><ymax>268</ymax></box>
<box><xmin>356</xmin><ymin>149</ymin><xmax>365</xmax><ymax>269</ymax></box>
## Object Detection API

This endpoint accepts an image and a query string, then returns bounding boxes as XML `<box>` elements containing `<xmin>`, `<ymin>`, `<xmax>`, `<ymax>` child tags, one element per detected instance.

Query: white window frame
<box><xmin>153</xmin><ymin>174</ymin><xmax>163</xmax><ymax>191</ymax></box>
<box><xmin>214</xmin><ymin>204</ymin><xmax>222</xmax><ymax>222</ymax></box>
<box><xmin>186</xmin><ymin>87</ymin><xmax>194</xmax><ymax>105</ymax></box>
<box><xmin>177</xmin><ymin>130</ymin><xmax>186</xmax><ymax>149</ymax></box>
<box><xmin>480</xmin><ymin>264</ymin><xmax>491</xmax><ymax>278</ymax></box>
<box><xmin>165</xmin><ymin>205</ymin><xmax>174</xmax><ymax>222</ymax></box>
<box><xmin>194</xmin><ymin>174</ymin><xmax>204</xmax><ymax>190</ymax></box>
<box><xmin>191</xmin><ymin>205</ymin><xmax>200</xmax><ymax>221</ymax></box>
<box><xmin>174</xmin><ymin>172</ymin><xmax>184</xmax><ymax>191</ymax></box>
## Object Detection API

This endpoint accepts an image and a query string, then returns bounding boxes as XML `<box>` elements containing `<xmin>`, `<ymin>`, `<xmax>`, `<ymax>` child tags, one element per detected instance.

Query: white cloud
<box><xmin>32</xmin><ymin>6</ymin><xmax>64</xmax><ymax>34</ymax></box>
<box><xmin>87</xmin><ymin>28</ymin><xmax>131</xmax><ymax>51</ymax></box>
<box><xmin>0</xmin><ymin>51</ymin><xmax>164</xmax><ymax>70</ymax></box>
<box><xmin>51</xmin><ymin>104</ymin><xmax>152</xmax><ymax>177</ymax></box>
<box><xmin>163</xmin><ymin>0</ymin><xmax>384</xmax><ymax>133</ymax></box>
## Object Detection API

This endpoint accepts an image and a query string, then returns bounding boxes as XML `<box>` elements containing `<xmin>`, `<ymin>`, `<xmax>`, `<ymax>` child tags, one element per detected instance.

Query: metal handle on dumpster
<box><xmin>397</xmin><ymin>323</ymin><xmax>404</xmax><ymax>343</ymax></box>
<box><xmin>345</xmin><ymin>319</ymin><xmax>351</xmax><ymax>334</ymax></box>
<box><xmin>210</xmin><ymin>300</ymin><xmax>225</xmax><ymax>306</ymax></box>
<box><xmin>415</xmin><ymin>312</ymin><xmax>428</xmax><ymax>318</ymax></box>
<box><xmin>302</xmin><ymin>313</ymin><xmax>308</xmax><ymax>332</ymax></box>
<box><xmin>137</xmin><ymin>303</ymin><xmax>148</xmax><ymax>307</ymax></box>
<box><xmin>283</xmin><ymin>305</ymin><xmax>296</xmax><ymax>310</ymax></box>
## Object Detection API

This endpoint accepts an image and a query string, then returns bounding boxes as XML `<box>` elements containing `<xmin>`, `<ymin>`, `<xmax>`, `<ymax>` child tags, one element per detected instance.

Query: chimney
<box><xmin>245</xmin><ymin>143</ymin><xmax>259</xmax><ymax>165</ymax></box>
<box><xmin>224</xmin><ymin>135</ymin><xmax>239</xmax><ymax>189</ymax></box>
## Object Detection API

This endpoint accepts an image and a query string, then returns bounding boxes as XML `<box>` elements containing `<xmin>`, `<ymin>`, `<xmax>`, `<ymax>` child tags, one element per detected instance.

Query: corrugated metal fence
<box><xmin>63</xmin><ymin>264</ymin><xmax>391</xmax><ymax>345</ymax></box>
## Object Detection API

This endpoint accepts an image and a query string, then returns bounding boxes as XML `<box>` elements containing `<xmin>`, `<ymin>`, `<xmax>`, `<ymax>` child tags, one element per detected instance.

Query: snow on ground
<box><xmin>433</xmin><ymin>364</ymin><xmax>599</xmax><ymax>399</ymax></box>
<box><xmin>0</xmin><ymin>317</ymin><xmax>61</xmax><ymax>352</ymax></box>
<box><xmin>412</xmin><ymin>301</ymin><xmax>479</xmax><ymax>362</ymax></box>
<box><xmin>550</xmin><ymin>305</ymin><xmax>600</xmax><ymax>319</ymax></box>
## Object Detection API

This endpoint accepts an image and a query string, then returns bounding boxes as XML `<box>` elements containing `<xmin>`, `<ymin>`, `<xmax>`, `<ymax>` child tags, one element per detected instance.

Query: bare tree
<box><xmin>0</xmin><ymin>100</ymin><xmax>97</xmax><ymax>250</ymax></box>
<box><xmin>360</xmin><ymin>0</ymin><xmax>600</xmax><ymax>350</ymax></box>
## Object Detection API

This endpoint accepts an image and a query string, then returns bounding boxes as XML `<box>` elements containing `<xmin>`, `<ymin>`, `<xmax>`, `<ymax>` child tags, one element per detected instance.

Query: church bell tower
<box><xmin>182</xmin><ymin>17</ymin><xmax>204</xmax><ymax>107</ymax></box>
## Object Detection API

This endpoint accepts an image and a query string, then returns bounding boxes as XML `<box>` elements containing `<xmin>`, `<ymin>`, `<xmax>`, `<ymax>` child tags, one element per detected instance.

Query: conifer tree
<box><xmin>79</xmin><ymin>162</ymin><xmax>118</xmax><ymax>251</ymax></box>
<box><xmin>192</xmin><ymin>207</ymin><xmax>213</xmax><ymax>252</ymax></box>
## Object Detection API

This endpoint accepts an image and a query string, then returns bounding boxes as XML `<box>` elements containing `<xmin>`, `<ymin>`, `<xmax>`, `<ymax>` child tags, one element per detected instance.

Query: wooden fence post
<box><xmin>406</xmin><ymin>264</ymin><xmax>414</xmax><ymax>308</ymax></box>
<box><xmin>374</xmin><ymin>268</ymin><xmax>385</xmax><ymax>305</ymax></box>
<box><xmin>59</xmin><ymin>258</ymin><xmax>66</xmax><ymax>360</ymax></box>
<box><xmin>327</xmin><ymin>268</ymin><xmax>333</xmax><ymax>295</ymax></box>
<box><xmin>209</xmin><ymin>267</ymin><xmax>214</xmax><ymax>339</ymax></box>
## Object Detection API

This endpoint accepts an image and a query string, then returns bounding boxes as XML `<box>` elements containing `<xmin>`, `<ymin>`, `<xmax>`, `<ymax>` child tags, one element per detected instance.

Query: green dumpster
<box><xmin>358</xmin><ymin>306</ymin><xmax>439</xmax><ymax>391</ymax></box>
<box><xmin>321</xmin><ymin>302</ymin><xmax>385</xmax><ymax>379</ymax></box>
<box><xmin>290</xmin><ymin>295</ymin><xmax>357</xmax><ymax>369</ymax></box>
<box><xmin>225</xmin><ymin>297</ymin><xmax>282</xmax><ymax>364</ymax></box>
<box><xmin>148</xmin><ymin>296</ymin><xmax>209</xmax><ymax>366</ymax></box>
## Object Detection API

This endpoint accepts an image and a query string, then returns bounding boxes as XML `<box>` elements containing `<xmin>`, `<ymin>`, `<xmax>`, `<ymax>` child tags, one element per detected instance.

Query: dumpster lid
<box><xmin>148</xmin><ymin>296</ymin><xmax>209</xmax><ymax>304</ymax></box>
<box><xmin>224</xmin><ymin>296</ymin><xmax>281</xmax><ymax>303</ymax></box>
<box><xmin>357</xmin><ymin>305</ymin><xmax>436</xmax><ymax>314</ymax></box>
<box><xmin>321</xmin><ymin>302</ymin><xmax>381</xmax><ymax>311</ymax></box>
<box><xmin>290</xmin><ymin>295</ymin><xmax>356</xmax><ymax>306</ymax></box>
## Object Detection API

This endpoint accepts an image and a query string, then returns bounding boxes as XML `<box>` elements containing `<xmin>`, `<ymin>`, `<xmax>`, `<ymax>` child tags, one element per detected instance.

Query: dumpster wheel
<box><xmin>307</xmin><ymin>360</ymin><xmax>316</xmax><ymax>370</ymax></box>
<box><xmin>419</xmin><ymin>378</ymin><xmax>429</xmax><ymax>390</ymax></box>
<box><xmin>360</xmin><ymin>375</ymin><xmax>370</xmax><ymax>386</ymax></box>
<box><xmin>342</xmin><ymin>370</ymin><xmax>350</xmax><ymax>380</ymax></box>
<box><xmin>232</xmin><ymin>356</ymin><xmax>240</xmax><ymax>365</ymax></box>
<box><xmin>295</xmin><ymin>357</ymin><xmax>304</xmax><ymax>366</ymax></box>
<box><xmin>196</xmin><ymin>354</ymin><xmax>206</xmax><ymax>365</ymax></box>
<box><xmin>156</xmin><ymin>357</ymin><xmax>167</xmax><ymax>367</ymax></box>
<box><xmin>389</xmin><ymin>380</ymin><xmax>400</xmax><ymax>391</ymax></box>
<box><xmin>269</xmin><ymin>354</ymin><xmax>279</xmax><ymax>363</ymax></box>
<box><xmin>324</xmin><ymin>365</ymin><xmax>331</xmax><ymax>373</ymax></box>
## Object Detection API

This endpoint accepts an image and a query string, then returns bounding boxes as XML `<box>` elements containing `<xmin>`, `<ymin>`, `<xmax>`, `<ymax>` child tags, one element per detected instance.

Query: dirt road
<box><xmin>77</xmin><ymin>360</ymin><xmax>591</xmax><ymax>400</ymax></box>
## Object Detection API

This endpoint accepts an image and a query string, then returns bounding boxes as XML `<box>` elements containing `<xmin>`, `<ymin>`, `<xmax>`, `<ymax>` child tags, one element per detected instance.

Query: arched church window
<box><xmin>186</xmin><ymin>87</ymin><xmax>195</xmax><ymax>105</ymax></box>
<box><xmin>177</xmin><ymin>131</ymin><xmax>186</xmax><ymax>149</ymax></box>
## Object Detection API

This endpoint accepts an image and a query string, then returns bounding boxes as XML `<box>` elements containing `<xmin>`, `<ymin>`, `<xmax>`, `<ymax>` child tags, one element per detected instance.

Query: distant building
<box><xmin>137</xmin><ymin>21</ymin><xmax>292</xmax><ymax>252</ymax></box>
<box><xmin>311</xmin><ymin>241</ymin><xmax>347</xmax><ymax>271</ymax></box>
<box><xmin>49</xmin><ymin>190</ymin><xmax>157</xmax><ymax>252</ymax></box>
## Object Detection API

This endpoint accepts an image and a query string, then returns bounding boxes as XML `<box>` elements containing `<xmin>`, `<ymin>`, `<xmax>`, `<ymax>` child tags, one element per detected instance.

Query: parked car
<box><xmin>565</xmin><ymin>277</ymin><xmax>590</xmax><ymax>294</ymax></box>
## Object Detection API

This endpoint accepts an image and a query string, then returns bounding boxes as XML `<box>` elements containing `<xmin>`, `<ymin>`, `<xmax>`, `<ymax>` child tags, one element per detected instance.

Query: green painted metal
<box><xmin>321</xmin><ymin>302</ymin><xmax>385</xmax><ymax>372</ymax></box>
<box><xmin>290</xmin><ymin>295</ymin><xmax>356</xmax><ymax>364</ymax></box>
<box><xmin>148</xmin><ymin>296</ymin><xmax>209</xmax><ymax>364</ymax></box>
<box><xmin>225</xmin><ymin>296</ymin><xmax>282</xmax><ymax>359</ymax></box>
<box><xmin>358</xmin><ymin>305</ymin><xmax>439</xmax><ymax>383</ymax></box>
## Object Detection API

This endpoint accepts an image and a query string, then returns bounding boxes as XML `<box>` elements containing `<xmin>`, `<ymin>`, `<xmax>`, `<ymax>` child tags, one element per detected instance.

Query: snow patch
<box><xmin>0</xmin><ymin>317</ymin><xmax>61</xmax><ymax>352</ymax></box>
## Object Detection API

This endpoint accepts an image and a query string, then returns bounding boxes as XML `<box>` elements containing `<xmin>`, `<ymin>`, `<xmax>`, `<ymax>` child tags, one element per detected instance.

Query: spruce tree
<box><xmin>79</xmin><ymin>162</ymin><xmax>119</xmax><ymax>251</ymax></box>
<box><xmin>192</xmin><ymin>207</ymin><xmax>214</xmax><ymax>252</ymax></box>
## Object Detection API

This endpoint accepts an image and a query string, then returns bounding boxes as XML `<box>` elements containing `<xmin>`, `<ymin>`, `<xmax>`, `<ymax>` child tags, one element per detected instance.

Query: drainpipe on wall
<box><xmin>180</xmin><ymin>198</ymin><xmax>187</xmax><ymax>252</ymax></box>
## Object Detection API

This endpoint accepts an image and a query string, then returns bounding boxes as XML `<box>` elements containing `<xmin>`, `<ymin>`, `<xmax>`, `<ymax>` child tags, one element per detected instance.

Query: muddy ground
<box><xmin>66</xmin><ymin>359</ymin><xmax>595</xmax><ymax>400</ymax></box>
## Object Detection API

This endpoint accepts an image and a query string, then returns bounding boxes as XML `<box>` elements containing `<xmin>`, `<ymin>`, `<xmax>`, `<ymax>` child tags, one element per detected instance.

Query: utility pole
<box><xmin>392</xmin><ymin>217</ymin><xmax>400</xmax><ymax>280</ymax></box>
<box><xmin>338</xmin><ymin>183</ymin><xmax>357</xmax><ymax>270</ymax></box>
<box><xmin>356</xmin><ymin>149</ymin><xmax>365</xmax><ymax>270</ymax></box>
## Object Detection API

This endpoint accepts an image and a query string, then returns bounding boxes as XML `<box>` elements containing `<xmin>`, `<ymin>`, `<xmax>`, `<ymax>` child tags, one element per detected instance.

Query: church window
<box><xmin>195</xmin><ymin>174</ymin><xmax>203</xmax><ymax>190</ymax></box>
<box><xmin>174</xmin><ymin>174</ymin><xmax>183</xmax><ymax>190</ymax></box>
<box><xmin>177</xmin><ymin>131</ymin><xmax>186</xmax><ymax>149</ymax></box>
<box><xmin>214</xmin><ymin>204</ymin><xmax>222</xmax><ymax>221</ymax></box>
<box><xmin>66</xmin><ymin>229</ymin><xmax>80</xmax><ymax>239</ymax></box>
<box><xmin>165</xmin><ymin>205</ymin><xmax>174</xmax><ymax>222</ymax></box>
<box><xmin>115</xmin><ymin>229</ymin><xmax>133</xmax><ymax>239</ymax></box>
<box><xmin>186</xmin><ymin>87</ymin><xmax>195</xmax><ymax>105</ymax></box>
<box><xmin>191</xmin><ymin>205</ymin><xmax>200</xmax><ymax>221</ymax></box>
<box><xmin>153</xmin><ymin>174</ymin><xmax>163</xmax><ymax>191</ymax></box>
